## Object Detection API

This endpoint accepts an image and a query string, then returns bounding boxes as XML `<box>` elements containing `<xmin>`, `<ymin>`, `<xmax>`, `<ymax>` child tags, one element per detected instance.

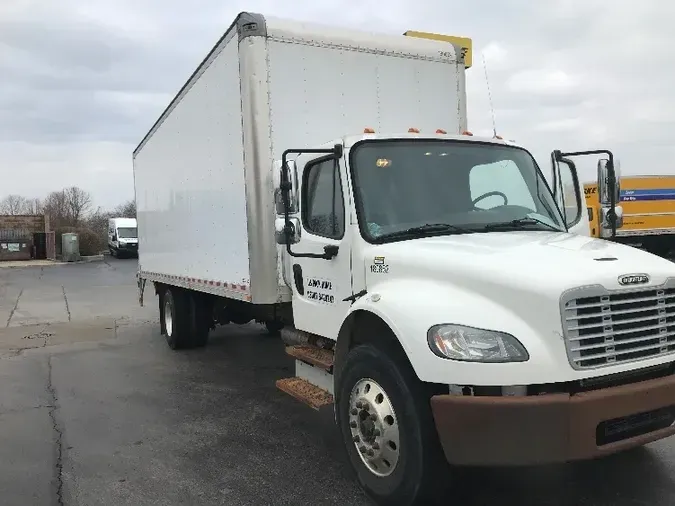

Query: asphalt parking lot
<box><xmin>2</xmin><ymin>258</ymin><xmax>675</xmax><ymax>506</ymax></box>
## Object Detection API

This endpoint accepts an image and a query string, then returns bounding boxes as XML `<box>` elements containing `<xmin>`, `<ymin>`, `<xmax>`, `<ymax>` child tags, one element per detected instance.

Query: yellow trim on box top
<box><xmin>403</xmin><ymin>30</ymin><xmax>473</xmax><ymax>68</ymax></box>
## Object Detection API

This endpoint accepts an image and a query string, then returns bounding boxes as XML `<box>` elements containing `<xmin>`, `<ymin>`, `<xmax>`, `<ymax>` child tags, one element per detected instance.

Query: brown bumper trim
<box><xmin>430</xmin><ymin>372</ymin><xmax>675</xmax><ymax>466</ymax></box>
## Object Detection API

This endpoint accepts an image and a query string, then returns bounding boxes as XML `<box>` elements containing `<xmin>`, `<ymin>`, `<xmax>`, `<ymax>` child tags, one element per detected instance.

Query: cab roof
<box><xmin>327</xmin><ymin>133</ymin><xmax>518</xmax><ymax>150</ymax></box>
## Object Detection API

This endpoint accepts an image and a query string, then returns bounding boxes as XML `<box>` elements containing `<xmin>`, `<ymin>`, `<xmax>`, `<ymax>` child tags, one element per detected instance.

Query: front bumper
<box><xmin>430</xmin><ymin>373</ymin><xmax>675</xmax><ymax>466</ymax></box>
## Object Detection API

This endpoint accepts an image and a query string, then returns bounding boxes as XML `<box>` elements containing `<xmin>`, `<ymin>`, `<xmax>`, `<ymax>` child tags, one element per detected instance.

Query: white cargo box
<box><xmin>133</xmin><ymin>12</ymin><xmax>467</xmax><ymax>304</ymax></box>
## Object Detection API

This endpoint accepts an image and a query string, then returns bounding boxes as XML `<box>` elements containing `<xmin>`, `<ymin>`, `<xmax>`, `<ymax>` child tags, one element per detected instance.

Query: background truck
<box><xmin>134</xmin><ymin>12</ymin><xmax>675</xmax><ymax>506</ymax></box>
<box><xmin>585</xmin><ymin>175</ymin><xmax>675</xmax><ymax>257</ymax></box>
<box><xmin>108</xmin><ymin>217</ymin><xmax>138</xmax><ymax>258</ymax></box>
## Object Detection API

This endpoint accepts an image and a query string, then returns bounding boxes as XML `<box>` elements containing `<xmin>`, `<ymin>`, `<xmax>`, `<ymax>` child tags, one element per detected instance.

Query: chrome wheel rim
<box><xmin>348</xmin><ymin>378</ymin><xmax>400</xmax><ymax>477</ymax></box>
<box><xmin>164</xmin><ymin>296</ymin><xmax>173</xmax><ymax>337</ymax></box>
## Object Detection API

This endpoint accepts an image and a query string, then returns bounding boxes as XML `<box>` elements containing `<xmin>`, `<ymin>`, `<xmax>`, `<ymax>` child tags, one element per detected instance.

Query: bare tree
<box><xmin>22</xmin><ymin>198</ymin><xmax>43</xmax><ymax>215</ymax></box>
<box><xmin>63</xmin><ymin>186</ymin><xmax>92</xmax><ymax>226</ymax></box>
<box><xmin>43</xmin><ymin>190</ymin><xmax>69</xmax><ymax>228</ymax></box>
<box><xmin>85</xmin><ymin>206</ymin><xmax>111</xmax><ymax>239</ymax></box>
<box><xmin>43</xmin><ymin>186</ymin><xmax>93</xmax><ymax>228</ymax></box>
<box><xmin>0</xmin><ymin>194</ymin><xmax>28</xmax><ymax>215</ymax></box>
<box><xmin>113</xmin><ymin>199</ymin><xmax>136</xmax><ymax>218</ymax></box>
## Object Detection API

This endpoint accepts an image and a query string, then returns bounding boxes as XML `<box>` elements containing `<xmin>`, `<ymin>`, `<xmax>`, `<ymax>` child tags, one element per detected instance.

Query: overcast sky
<box><xmin>1</xmin><ymin>0</ymin><xmax>673</xmax><ymax>209</ymax></box>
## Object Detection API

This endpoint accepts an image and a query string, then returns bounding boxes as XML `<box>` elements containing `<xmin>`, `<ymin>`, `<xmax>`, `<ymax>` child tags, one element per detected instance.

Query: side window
<box><xmin>558</xmin><ymin>163</ymin><xmax>581</xmax><ymax>226</ymax></box>
<box><xmin>469</xmin><ymin>161</ymin><xmax>536</xmax><ymax>210</ymax></box>
<box><xmin>302</xmin><ymin>159</ymin><xmax>345</xmax><ymax>239</ymax></box>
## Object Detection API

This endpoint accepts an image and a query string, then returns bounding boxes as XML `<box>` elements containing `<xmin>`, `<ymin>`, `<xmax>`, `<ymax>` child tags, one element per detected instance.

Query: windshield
<box><xmin>117</xmin><ymin>227</ymin><xmax>137</xmax><ymax>239</ymax></box>
<box><xmin>349</xmin><ymin>140</ymin><xmax>565</xmax><ymax>242</ymax></box>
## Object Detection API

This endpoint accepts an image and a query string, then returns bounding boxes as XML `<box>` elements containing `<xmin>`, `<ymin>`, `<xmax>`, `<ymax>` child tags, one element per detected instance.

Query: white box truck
<box><xmin>134</xmin><ymin>12</ymin><xmax>675</xmax><ymax>505</ymax></box>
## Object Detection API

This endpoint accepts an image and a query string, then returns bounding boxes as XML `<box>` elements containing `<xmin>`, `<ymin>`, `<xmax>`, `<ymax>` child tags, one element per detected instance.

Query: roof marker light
<box><xmin>462</xmin><ymin>130</ymin><xmax>474</xmax><ymax>136</ymax></box>
<box><xmin>436</xmin><ymin>129</ymin><xmax>447</xmax><ymax>134</ymax></box>
<box><xmin>494</xmin><ymin>135</ymin><xmax>503</xmax><ymax>140</ymax></box>
<box><xmin>364</xmin><ymin>127</ymin><xmax>375</xmax><ymax>133</ymax></box>
<box><xmin>408</xmin><ymin>127</ymin><xmax>420</xmax><ymax>133</ymax></box>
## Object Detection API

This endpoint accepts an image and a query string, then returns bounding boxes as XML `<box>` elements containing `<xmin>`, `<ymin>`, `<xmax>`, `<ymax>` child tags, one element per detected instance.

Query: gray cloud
<box><xmin>0</xmin><ymin>0</ymin><xmax>673</xmax><ymax>207</ymax></box>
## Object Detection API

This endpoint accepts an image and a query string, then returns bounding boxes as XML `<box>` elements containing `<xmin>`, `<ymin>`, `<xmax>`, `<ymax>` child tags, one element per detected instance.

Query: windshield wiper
<box><xmin>378</xmin><ymin>223</ymin><xmax>473</xmax><ymax>240</ymax></box>
<box><xmin>481</xmin><ymin>216</ymin><xmax>562</xmax><ymax>232</ymax></box>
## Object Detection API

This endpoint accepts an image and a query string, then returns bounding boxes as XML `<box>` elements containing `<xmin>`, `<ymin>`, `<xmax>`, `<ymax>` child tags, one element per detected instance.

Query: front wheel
<box><xmin>336</xmin><ymin>344</ymin><xmax>447</xmax><ymax>506</ymax></box>
<box><xmin>265</xmin><ymin>320</ymin><xmax>284</xmax><ymax>336</ymax></box>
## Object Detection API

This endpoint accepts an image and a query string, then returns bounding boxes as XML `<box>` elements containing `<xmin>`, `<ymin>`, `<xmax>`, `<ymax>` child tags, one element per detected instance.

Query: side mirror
<box><xmin>275</xmin><ymin>217</ymin><xmax>301</xmax><ymax>244</ymax></box>
<box><xmin>273</xmin><ymin>160</ymin><xmax>299</xmax><ymax>215</ymax></box>
<box><xmin>597</xmin><ymin>158</ymin><xmax>620</xmax><ymax>206</ymax></box>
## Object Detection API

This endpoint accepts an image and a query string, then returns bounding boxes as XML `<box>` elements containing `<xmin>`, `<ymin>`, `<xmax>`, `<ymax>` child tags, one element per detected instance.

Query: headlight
<box><xmin>427</xmin><ymin>324</ymin><xmax>529</xmax><ymax>363</ymax></box>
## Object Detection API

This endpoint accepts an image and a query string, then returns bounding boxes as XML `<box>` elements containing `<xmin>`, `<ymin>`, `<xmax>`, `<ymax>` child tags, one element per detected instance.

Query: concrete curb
<box><xmin>0</xmin><ymin>260</ymin><xmax>65</xmax><ymax>269</ymax></box>
<box><xmin>0</xmin><ymin>255</ymin><xmax>104</xmax><ymax>269</ymax></box>
<box><xmin>79</xmin><ymin>255</ymin><xmax>104</xmax><ymax>263</ymax></box>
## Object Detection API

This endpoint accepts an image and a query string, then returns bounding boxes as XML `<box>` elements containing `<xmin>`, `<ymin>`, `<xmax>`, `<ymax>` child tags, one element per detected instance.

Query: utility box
<box><xmin>61</xmin><ymin>233</ymin><xmax>80</xmax><ymax>262</ymax></box>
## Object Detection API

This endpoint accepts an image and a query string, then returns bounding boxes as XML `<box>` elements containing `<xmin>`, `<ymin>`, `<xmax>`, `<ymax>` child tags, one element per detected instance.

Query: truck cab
<box><xmin>275</xmin><ymin>134</ymin><xmax>625</xmax><ymax>342</ymax></box>
<box><xmin>108</xmin><ymin>217</ymin><xmax>138</xmax><ymax>258</ymax></box>
<box><xmin>273</xmin><ymin>130</ymin><xmax>675</xmax><ymax>502</ymax></box>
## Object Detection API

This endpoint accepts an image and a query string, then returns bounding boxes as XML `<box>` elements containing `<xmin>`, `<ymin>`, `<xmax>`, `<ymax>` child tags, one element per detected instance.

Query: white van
<box><xmin>108</xmin><ymin>217</ymin><xmax>138</xmax><ymax>258</ymax></box>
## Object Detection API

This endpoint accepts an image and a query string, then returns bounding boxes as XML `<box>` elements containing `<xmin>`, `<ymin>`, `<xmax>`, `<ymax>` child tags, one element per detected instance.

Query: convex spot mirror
<box><xmin>274</xmin><ymin>217</ymin><xmax>301</xmax><ymax>245</ymax></box>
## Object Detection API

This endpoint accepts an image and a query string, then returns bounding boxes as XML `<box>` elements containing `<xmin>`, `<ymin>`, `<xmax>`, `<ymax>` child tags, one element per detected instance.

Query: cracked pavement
<box><xmin>3</xmin><ymin>259</ymin><xmax>675</xmax><ymax>505</ymax></box>
<box><xmin>0</xmin><ymin>259</ymin><xmax>371</xmax><ymax>506</ymax></box>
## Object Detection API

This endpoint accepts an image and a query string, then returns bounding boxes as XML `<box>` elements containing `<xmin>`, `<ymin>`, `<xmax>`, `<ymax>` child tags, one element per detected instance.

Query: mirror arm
<box><xmin>555</xmin><ymin>156</ymin><xmax>581</xmax><ymax>229</ymax></box>
<box><xmin>557</xmin><ymin>148</ymin><xmax>618</xmax><ymax>238</ymax></box>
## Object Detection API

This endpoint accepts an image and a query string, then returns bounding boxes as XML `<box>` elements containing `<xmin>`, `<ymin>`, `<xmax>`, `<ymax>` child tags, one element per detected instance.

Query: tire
<box><xmin>163</xmin><ymin>288</ymin><xmax>191</xmax><ymax>350</ymax></box>
<box><xmin>265</xmin><ymin>320</ymin><xmax>284</xmax><ymax>336</ymax></box>
<box><xmin>647</xmin><ymin>244</ymin><xmax>670</xmax><ymax>258</ymax></box>
<box><xmin>189</xmin><ymin>293</ymin><xmax>212</xmax><ymax>348</ymax></box>
<box><xmin>336</xmin><ymin>344</ymin><xmax>447</xmax><ymax>506</ymax></box>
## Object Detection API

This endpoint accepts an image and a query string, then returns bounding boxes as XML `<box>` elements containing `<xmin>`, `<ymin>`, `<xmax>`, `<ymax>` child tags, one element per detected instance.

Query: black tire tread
<box><xmin>337</xmin><ymin>343</ymin><xmax>448</xmax><ymax>506</ymax></box>
<box><xmin>164</xmin><ymin>288</ymin><xmax>191</xmax><ymax>350</ymax></box>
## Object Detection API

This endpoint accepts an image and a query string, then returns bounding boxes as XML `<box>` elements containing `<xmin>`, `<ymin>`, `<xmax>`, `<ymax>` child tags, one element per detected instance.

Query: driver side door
<box><xmin>551</xmin><ymin>154</ymin><xmax>589</xmax><ymax>236</ymax></box>
<box><xmin>290</xmin><ymin>156</ymin><xmax>354</xmax><ymax>339</ymax></box>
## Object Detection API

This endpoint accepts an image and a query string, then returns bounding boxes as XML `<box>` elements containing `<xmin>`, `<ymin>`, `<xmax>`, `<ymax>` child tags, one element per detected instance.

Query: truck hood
<box><xmin>363</xmin><ymin>231</ymin><xmax>675</xmax><ymax>298</ymax></box>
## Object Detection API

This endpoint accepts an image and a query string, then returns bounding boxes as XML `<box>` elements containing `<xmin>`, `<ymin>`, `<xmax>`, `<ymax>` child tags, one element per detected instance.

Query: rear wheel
<box><xmin>163</xmin><ymin>288</ymin><xmax>190</xmax><ymax>349</ymax></box>
<box><xmin>336</xmin><ymin>344</ymin><xmax>448</xmax><ymax>506</ymax></box>
<box><xmin>189</xmin><ymin>293</ymin><xmax>212</xmax><ymax>347</ymax></box>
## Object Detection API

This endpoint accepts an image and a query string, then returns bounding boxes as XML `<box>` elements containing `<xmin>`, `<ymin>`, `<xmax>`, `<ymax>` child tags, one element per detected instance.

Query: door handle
<box><xmin>292</xmin><ymin>264</ymin><xmax>304</xmax><ymax>295</ymax></box>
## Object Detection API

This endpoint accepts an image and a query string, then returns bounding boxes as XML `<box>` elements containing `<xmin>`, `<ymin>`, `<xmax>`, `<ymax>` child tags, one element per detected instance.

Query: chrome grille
<box><xmin>561</xmin><ymin>282</ymin><xmax>675</xmax><ymax>369</ymax></box>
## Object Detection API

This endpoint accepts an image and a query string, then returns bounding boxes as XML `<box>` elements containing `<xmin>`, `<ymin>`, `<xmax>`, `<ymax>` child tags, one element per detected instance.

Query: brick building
<box><xmin>0</xmin><ymin>214</ymin><xmax>55</xmax><ymax>261</ymax></box>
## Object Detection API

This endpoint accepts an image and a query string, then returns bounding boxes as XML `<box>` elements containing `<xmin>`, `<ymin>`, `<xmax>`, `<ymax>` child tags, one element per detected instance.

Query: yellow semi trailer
<box><xmin>584</xmin><ymin>175</ymin><xmax>675</xmax><ymax>257</ymax></box>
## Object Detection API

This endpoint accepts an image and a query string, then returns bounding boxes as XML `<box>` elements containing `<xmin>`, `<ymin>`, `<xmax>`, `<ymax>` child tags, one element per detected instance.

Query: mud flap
<box><xmin>137</xmin><ymin>275</ymin><xmax>146</xmax><ymax>307</ymax></box>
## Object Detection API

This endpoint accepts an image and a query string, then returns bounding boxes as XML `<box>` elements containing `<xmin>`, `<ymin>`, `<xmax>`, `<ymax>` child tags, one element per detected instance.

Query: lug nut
<box><xmin>350</xmin><ymin>408</ymin><xmax>358</xmax><ymax>415</ymax></box>
<box><xmin>359</xmin><ymin>446</ymin><xmax>366</xmax><ymax>453</ymax></box>
<box><xmin>356</xmin><ymin>401</ymin><xmax>363</xmax><ymax>409</ymax></box>
<box><xmin>372</xmin><ymin>442</ymin><xmax>380</xmax><ymax>450</ymax></box>
<box><xmin>353</xmin><ymin>435</ymin><xmax>360</xmax><ymax>442</ymax></box>
<box><xmin>367</xmin><ymin>449</ymin><xmax>375</xmax><ymax>457</ymax></box>
<box><xmin>370</xmin><ymin>414</ymin><xmax>378</xmax><ymax>421</ymax></box>
<box><xmin>350</xmin><ymin>421</ymin><xmax>357</xmax><ymax>428</ymax></box>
